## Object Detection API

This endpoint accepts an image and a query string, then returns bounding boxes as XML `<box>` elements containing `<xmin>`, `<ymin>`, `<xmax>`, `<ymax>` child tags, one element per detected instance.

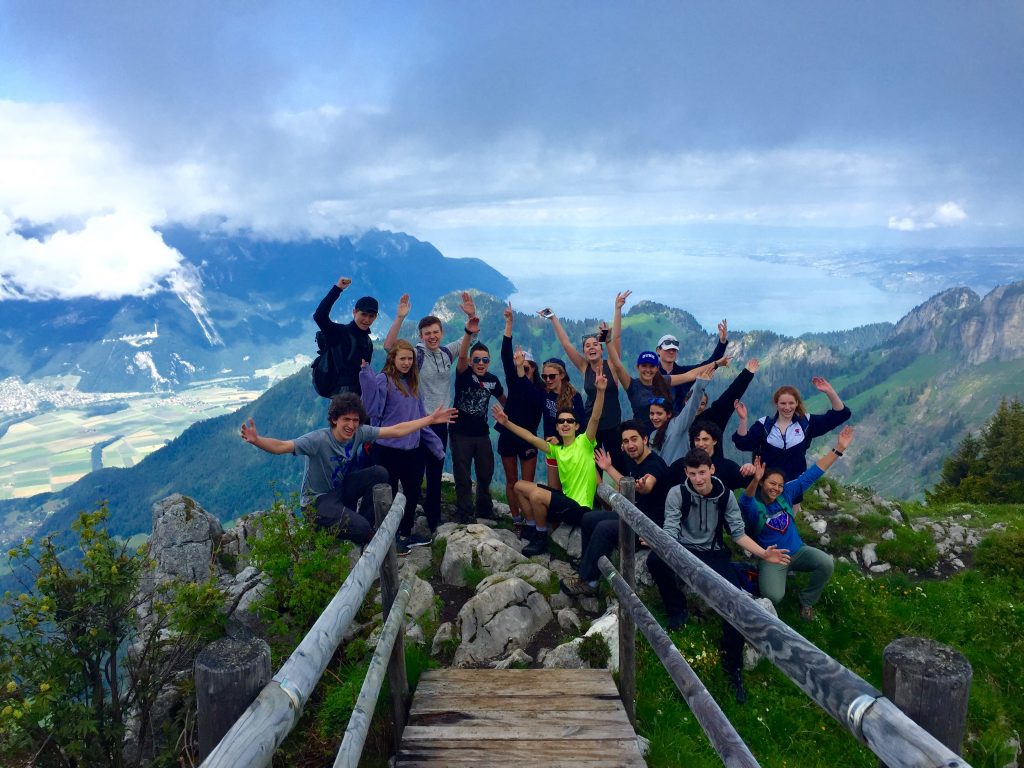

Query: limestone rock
<box><xmin>869</xmin><ymin>563</ymin><xmax>892</xmax><ymax>574</ymax></box>
<box><xmin>148</xmin><ymin>494</ymin><xmax>223</xmax><ymax>586</ymax></box>
<box><xmin>543</xmin><ymin>605</ymin><xmax>619</xmax><ymax>672</ymax></box>
<box><xmin>810</xmin><ymin>519</ymin><xmax>827</xmax><ymax>535</ymax></box>
<box><xmin>558</xmin><ymin>608</ymin><xmax>581</xmax><ymax>632</ymax></box>
<box><xmin>491</xmin><ymin>648</ymin><xmax>533</xmax><ymax>669</ymax></box>
<box><xmin>551</xmin><ymin>524</ymin><xmax>582</xmax><ymax>559</ymax></box>
<box><xmin>404</xmin><ymin>574</ymin><xmax>437</xmax><ymax>623</ymax></box>
<box><xmin>508</xmin><ymin>562</ymin><xmax>555</xmax><ymax>586</ymax></box>
<box><xmin>578</xmin><ymin>596</ymin><xmax>601</xmax><ymax>614</ymax></box>
<box><xmin>431</xmin><ymin>622</ymin><xmax>456</xmax><ymax>657</ymax></box>
<box><xmin>440</xmin><ymin>524</ymin><xmax>528</xmax><ymax>586</ymax></box>
<box><xmin>491</xmin><ymin>501</ymin><xmax>512</xmax><ymax>520</ymax></box>
<box><xmin>881</xmin><ymin>529</ymin><xmax>896</xmax><ymax>541</ymax></box>
<box><xmin>549</xmin><ymin>592</ymin><xmax>572</xmax><ymax>611</ymax></box>
<box><xmin>861</xmin><ymin>543</ymin><xmax>878</xmax><ymax>568</ymax></box>
<box><xmin>453</xmin><ymin>577</ymin><xmax>553</xmax><ymax>666</ymax></box>
<box><xmin>406</xmin><ymin>624</ymin><xmax>425</xmax><ymax>645</ymax></box>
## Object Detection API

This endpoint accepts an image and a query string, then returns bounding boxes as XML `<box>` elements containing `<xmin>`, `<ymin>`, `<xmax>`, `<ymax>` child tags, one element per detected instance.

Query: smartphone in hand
<box><xmin>538</xmin><ymin>308</ymin><xmax>554</xmax><ymax>318</ymax></box>
<box><xmin>597</xmin><ymin>328</ymin><xmax>610</xmax><ymax>343</ymax></box>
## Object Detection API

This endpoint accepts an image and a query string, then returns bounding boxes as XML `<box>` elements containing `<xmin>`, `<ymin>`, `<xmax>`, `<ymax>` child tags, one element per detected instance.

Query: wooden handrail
<box><xmin>333</xmin><ymin>577</ymin><xmax>414</xmax><ymax>768</ymax></box>
<box><xmin>597</xmin><ymin>482</ymin><xmax>971</xmax><ymax>768</ymax></box>
<box><xmin>598</xmin><ymin>555</ymin><xmax>760</xmax><ymax>768</ymax></box>
<box><xmin>200</xmin><ymin>489</ymin><xmax>407</xmax><ymax>768</ymax></box>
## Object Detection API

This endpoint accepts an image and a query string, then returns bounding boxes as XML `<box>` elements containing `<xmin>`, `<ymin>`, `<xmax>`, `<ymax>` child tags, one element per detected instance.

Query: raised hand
<box><xmin>718</xmin><ymin>318</ymin><xmax>728</xmax><ymax>342</ymax></box>
<box><xmin>836</xmin><ymin>425</ymin><xmax>854</xmax><ymax>452</ymax></box>
<box><xmin>635</xmin><ymin>473</ymin><xmax>655</xmax><ymax>493</ymax></box>
<box><xmin>752</xmin><ymin>455</ymin><xmax>766</xmax><ymax>481</ymax></box>
<box><xmin>595</xmin><ymin>447</ymin><xmax>613</xmax><ymax>471</ymax></box>
<box><xmin>491</xmin><ymin>403</ymin><xmax>509</xmax><ymax>426</ymax></box>
<box><xmin>745</xmin><ymin>358</ymin><xmax>760</xmax><ymax>373</ymax></box>
<box><xmin>466</xmin><ymin>315</ymin><xmax>481</xmax><ymax>335</ymax></box>
<box><xmin>240</xmin><ymin>418</ymin><xmax>259</xmax><ymax>444</ymax></box>
<box><xmin>615</xmin><ymin>290</ymin><xmax>632</xmax><ymax>310</ymax></box>
<box><xmin>513</xmin><ymin>345</ymin><xmax>526</xmax><ymax>368</ymax></box>
<box><xmin>695</xmin><ymin>362</ymin><xmax>716</xmax><ymax>380</ymax></box>
<box><xmin>503</xmin><ymin>301</ymin><xmax>514</xmax><ymax>324</ymax></box>
<box><xmin>360</xmin><ymin>359</ymin><xmax>369</xmax><ymax>368</ymax></box>
<box><xmin>812</xmin><ymin>375</ymin><xmax>834</xmax><ymax>394</ymax></box>
<box><xmin>739</xmin><ymin>462</ymin><xmax>756</xmax><ymax>477</ymax></box>
<box><xmin>594</xmin><ymin>369</ymin><xmax>608</xmax><ymax>391</ymax></box>
<box><xmin>733</xmin><ymin>400</ymin><xmax>748</xmax><ymax>420</ymax></box>
<box><xmin>396</xmin><ymin>293</ymin><xmax>411</xmax><ymax>319</ymax></box>
<box><xmin>716</xmin><ymin>356</ymin><xmax>732</xmax><ymax>368</ymax></box>
<box><xmin>336</xmin><ymin>276</ymin><xmax>353</xmax><ymax>290</ymax></box>
<box><xmin>459</xmin><ymin>291</ymin><xmax>477</xmax><ymax>318</ymax></box>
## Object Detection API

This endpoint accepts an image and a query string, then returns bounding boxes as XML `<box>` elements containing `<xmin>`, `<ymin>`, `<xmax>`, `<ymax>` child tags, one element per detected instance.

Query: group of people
<box><xmin>240</xmin><ymin>276</ymin><xmax>854</xmax><ymax>703</ymax></box>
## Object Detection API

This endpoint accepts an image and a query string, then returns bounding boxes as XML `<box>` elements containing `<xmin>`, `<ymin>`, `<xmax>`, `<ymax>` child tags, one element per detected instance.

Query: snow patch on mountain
<box><xmin>167</xmin><ymin>264</ymin><xmax>223</xmax><ymax>347</ymax></box>
<box><xmin>132</xmin><ymin>351</ymin><xmax>168</xmax><ymax>386</ymax></box>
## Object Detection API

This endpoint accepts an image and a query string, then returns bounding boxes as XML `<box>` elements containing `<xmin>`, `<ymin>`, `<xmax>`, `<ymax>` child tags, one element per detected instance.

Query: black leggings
<box><xmin>372</xmin><ymin>443</ymin><xmax>426</xmax><ymax>537</ymax></box>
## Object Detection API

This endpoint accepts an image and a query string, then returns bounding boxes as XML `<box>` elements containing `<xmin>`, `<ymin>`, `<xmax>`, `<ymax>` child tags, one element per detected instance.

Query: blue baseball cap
<box><xmin>636</xmin><ymin>351</ymin><xmax>659</xmax><ymax>366</ymax></box>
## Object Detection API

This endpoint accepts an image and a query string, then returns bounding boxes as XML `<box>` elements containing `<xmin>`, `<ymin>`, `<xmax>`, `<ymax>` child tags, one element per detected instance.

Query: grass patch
<box><xmin>875</xmin><ymin>527</ymin><xmax>939</xmax><ymax>571</ymax></box>
<box><xmin>635</xmin><ymin>563</ymin><xmax>1023</xmax><ymax>767</ymax></box>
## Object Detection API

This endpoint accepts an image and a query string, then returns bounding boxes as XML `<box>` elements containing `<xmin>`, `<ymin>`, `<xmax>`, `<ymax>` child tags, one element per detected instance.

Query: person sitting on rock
<box><xmin>239</xmin><ymin>393</ymin><xmax>456</xmax><ymax>546</ymax></box>
<box><xmin>648</xmin><ymin>448</ymin><xmax>791</xmax><ymax>703</ymax></box>
<box><xmin>490</xmin><ymin>369</ymin><xmax>608</xmax><ymax>557</ymax></box>
<box><xmin>560</xmin><ymin>419</ymin><xmax>671</xmax><ymax>596</ymax></box>
<box><xmin>740</xmin><ymin>426</ymin><xmax>853</xmax><ymax>622</ymax></box>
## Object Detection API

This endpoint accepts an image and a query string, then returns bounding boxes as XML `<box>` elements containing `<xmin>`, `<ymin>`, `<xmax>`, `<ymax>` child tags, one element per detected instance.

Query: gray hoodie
<box><xmin>649</xmin><ymin>377</ymin><xmax>709</xmax><ymax>465</ymax></box>
<box><xmin>663</xmin><ymin>475</ymin><xmax>745</xmax><ymax>552</ymax></box>
<box><xmin>415</xmin><ymin>339</ymin><xmax>466</xmax><ymax>413</ymax></box>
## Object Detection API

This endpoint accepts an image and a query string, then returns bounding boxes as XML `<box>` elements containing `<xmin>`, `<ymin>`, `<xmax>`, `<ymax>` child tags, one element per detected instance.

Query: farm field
<box><xmin>0</xmin><ymin>384</ymin><xmax>259</xmax><ymax>501</ymax></box>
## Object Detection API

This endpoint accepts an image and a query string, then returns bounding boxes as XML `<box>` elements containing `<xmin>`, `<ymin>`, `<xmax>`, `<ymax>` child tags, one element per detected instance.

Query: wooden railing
<box><xmin>597</xmin><ymin>480</ymin><xmax>972</xmax><ymax>768</ymax></box>
<box><xmin>200</xmin><ymin>485</ymin><xmax>410</xmax><ymax>768</ymax></box>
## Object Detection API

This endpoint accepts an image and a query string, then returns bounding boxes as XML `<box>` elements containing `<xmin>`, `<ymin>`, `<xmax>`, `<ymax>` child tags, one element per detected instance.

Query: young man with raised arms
<box><xmin>240</xmin><ymin>393</ymin><xmax>456</xmax><ymax>546</ymax></box>
<box><xmin>491</xmin><ymin>369</ymin><xmax>608</xmax><ymax>557</ymax></box>
<box><xmin>313</xmin><ymin>276</ymin><xmax>379</xmax><ymax>396</ymax></box>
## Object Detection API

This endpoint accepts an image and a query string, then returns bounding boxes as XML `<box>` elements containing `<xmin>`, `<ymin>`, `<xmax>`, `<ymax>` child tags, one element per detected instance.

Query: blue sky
<box><xmin>0</xmin><ymin>1</ymin><xmax>1022</xmax><ymax>327</ymax></box>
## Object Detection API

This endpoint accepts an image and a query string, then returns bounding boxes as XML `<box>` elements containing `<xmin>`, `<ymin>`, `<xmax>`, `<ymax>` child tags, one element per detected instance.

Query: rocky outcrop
<box><xmin>437</xmin><ymin>524</ymin><xmax>527</xmax><ymax>586</ymax></box>
<box><xmin>453</xmin><ymin>577</ymin><xmax>553</xmax><ymax>666</ymax></box>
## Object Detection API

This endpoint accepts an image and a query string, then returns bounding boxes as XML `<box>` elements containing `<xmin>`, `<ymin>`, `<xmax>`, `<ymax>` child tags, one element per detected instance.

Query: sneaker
<box><xmin>522</xmin><ymin>531</ymin><xmax>548</xmax><ymax>557</ymax></box>
<box><xmin>560</xmin><ymin>573</ymin><xmax>597</xmax><ymax>597</ymax></box>
<box><xmin>395</xmin><ymin>536</ymin><xmax>410</xmax><ymax>556</ymax></box>
<box><xmin>728</xmin><ymin>670</ymin><xmax>748</xmax><ymax>704</ymax></box>
<box><xmin>800</xmin><ymin>605</ymin><xmax>816</xmax><ymax>622</ymax></box>
<box><xmin>405</xmin><ymin>533</ymin><xmax>432</xmax><ymax>549</ymax></box>
<box><xmin>666</xmin><ymin>610</ymin><xmax>689</xmax><ymax>631</ymax></box>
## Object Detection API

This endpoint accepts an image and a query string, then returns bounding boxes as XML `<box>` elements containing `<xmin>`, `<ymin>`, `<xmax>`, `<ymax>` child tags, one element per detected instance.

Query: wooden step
<box><xmin>396</xmin><ymin>668</ymin><xmax>646</xmax><ymax>767</ymax></box>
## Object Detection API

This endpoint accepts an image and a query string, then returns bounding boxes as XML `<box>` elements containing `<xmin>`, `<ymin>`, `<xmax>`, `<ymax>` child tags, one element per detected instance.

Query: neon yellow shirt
<box><xmin>548</xmin><ymin>436</ymin><xmax>598</xmax><ymax>509</ymax></box>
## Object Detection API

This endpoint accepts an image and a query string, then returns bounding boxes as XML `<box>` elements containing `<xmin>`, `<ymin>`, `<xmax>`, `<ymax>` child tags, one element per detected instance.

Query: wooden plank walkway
<box><xmin>395</xmin><ymin>668</ymin><xmax>647</xmax><ymax>767</ymax></box>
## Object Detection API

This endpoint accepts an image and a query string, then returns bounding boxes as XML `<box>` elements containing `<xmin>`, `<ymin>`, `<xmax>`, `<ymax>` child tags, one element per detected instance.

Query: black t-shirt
<box><xmin>451</xmin><ymin>368</ymin><xmax>504</xmax><ymax>437</ymax></box>
<box><xmin>623</xmin><ymin>451</ymin><xmax>671</xmax><ymax>528</ymax></box>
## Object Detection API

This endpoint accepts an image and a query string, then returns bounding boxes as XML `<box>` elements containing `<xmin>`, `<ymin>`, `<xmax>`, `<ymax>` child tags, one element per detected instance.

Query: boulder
<box><xmin>557</xmin><ymin>608</ymin><xmax>581</xmax><ymax>632</ymax></box>
<box><xmin>810</xmin><ymin>519</ymin><xmax>828</xmax><ymax>535</ymax></box>
<box><xmin>439</xmin><ymin>525</ymin><xmax>528</xmax><ymax>586</ymax></box>
<box><xmin>861</xmin><ymin>543</ymin><xmax>878</xmax><ymax>568</ymax></box>
<box><xmin>404</xmin><ymin>574</ymin><xmax>437</xmax><ymax>623</ymax></box>
<box><xmin>508</xmin><ymin>562</ymin><xmax>556</xmax><ymax>586</ymax></box>
<box><xmin>431</xmin><ymin>622</ymin><xmax>456</xmax><ymax>658</ymax></box>
<box><xmin>869</xmin><ymin>563</ymin><xmax>892</xmax><ymax>574</ymax></box>
<box><xmin>543</xmin><ymin>605</ymin><xmax>619</xmax><ymax>672</ymax></box>
<box><xmin>491</xmin><ymin>648</ymin><xmax>533</xmax><ymax>669</ymax></box>
<box><xmin>148</xmin><ymin>494</ymin><xmax>223</xmax><ymax>587</ymax></box>
<box><xmin>551</xmin><ymin>524</ymin><xmax>583</xmax><ymax>559</ymax></box>
<box><xmin>453</xmin><ymin>577</ymin><xmax>553</xmax><ymax>666</ymax></box>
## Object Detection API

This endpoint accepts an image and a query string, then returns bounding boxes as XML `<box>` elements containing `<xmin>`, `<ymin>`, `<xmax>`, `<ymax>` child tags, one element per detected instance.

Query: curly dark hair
<box><xmin>327</xmin><ymin>393</ymin><xmax>368</xmax><ymax>426</ymax></box>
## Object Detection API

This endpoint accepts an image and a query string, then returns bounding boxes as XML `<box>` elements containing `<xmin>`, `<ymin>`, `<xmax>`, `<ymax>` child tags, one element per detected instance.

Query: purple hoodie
<box><xmin>359</xmin><ymin>365</ymin><xmax>444</xmax><ymax>458</ymax></box>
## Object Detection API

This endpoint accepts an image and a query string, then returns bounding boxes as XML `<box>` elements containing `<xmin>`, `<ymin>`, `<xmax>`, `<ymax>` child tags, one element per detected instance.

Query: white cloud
<box><xmin>935</xmin><ymin>201</ymin><xmax>968</xmax><ymax>224</ymax></box>
<box><xmin>0</xmin><ymin>211</ymin><xmax>184</xmax><ymax>300</ymax></box>
<box><xmin>887</xmin><ymin>201</ymin><xmax>968</xmax><ymax>232</ymax></box>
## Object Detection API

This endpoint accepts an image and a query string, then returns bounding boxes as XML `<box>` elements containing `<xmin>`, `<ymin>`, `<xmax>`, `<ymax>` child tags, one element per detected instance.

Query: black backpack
<box><xmin>311</xmin><ymin>331</ymin><xmax>339</xmax><ymax>398</ymax></box>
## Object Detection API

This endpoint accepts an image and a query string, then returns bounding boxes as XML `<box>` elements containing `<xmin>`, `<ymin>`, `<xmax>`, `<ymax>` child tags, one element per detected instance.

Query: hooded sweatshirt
<box><xmin>414</xmin><ymin>338</ymin><xmax>466</xmax><ymax>413</ymax></box>
<box><xmin>663</xmin><ymin>475</ymin><xmax>746</xmax><ymax>552</ymax></box>
<box><xmin>358</xmin><ymin>365</ymin><xmax>444</xmax><ymax>457</ymax></box>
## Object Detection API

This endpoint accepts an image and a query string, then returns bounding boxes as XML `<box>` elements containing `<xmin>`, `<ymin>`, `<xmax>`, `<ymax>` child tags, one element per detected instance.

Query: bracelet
<box><xmin>464</xmin><ymin>325</ymin><xmax>473</xmax><ymax>335</ymax></box>
<box><xmin>832</xmin><ymin>448</ymin><xmax>844</xmax><ymax>457</ymax></box>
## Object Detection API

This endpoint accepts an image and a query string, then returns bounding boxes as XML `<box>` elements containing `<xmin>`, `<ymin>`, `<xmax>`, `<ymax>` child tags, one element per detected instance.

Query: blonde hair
<box><xmin>544</xmin><ymin>361</ymin><xmax>579</xmax><ymax>415</ymax></box>
<box><xmin>383</xmin><ymin>340</ymin><xmax>420</xmax><ymax>398</ymax></box>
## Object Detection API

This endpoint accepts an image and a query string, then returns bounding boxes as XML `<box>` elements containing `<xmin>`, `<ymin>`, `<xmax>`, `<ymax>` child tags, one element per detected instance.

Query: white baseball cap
<box><xmin>657</xmin><ymin>334</ymin><xmax>680</xmax><ymax>351</ymax></box>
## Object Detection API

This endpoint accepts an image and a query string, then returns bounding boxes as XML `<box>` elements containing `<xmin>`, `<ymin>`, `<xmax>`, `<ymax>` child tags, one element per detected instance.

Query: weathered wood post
<box><xmin>881</xmin><ymin>636</ymin><xmax>972</xmax><ymax>763</ymax></box>
<box><xmin>194</xmin><ymin>636</ymin><xmax>272</xmax><ymax>761</ymax></box>
<box><xmin>373</xmin><ymin>483</ymin><xmax>409</xmax><ymax>750</ymax></box>
<box><xmin>617</xmin><ymin>476</ymin><xmax>637</xmax><ymax>726</ymax></box>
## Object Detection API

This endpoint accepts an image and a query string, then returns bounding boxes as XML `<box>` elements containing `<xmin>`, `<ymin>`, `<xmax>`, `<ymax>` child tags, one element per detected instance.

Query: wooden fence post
<box><xmin>617</xmin><ymin>476</ymin><xmax>637</xmax><ymax>726</ymax></box>
<box><xmin>194</xmin><ymin>636</ymin><xmax>272</xmax><ymax>761</ymax></box>
<box><xmin>373</xmin><ymin>483</ymin><xmax>409</xmax><ymax>750</ymax></box>
<box><xmin>882</xmin><ymin>636</ymin><xmax>972</xmax><ymax>762</ymax></box>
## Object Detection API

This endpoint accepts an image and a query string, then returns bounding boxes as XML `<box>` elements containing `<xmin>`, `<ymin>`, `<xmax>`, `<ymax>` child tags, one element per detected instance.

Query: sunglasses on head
<box><xmin>471</xmin><ymin>356</ymin><xmax>490</xmax><ymax>364</ymax></box>
<box><xmin>649</xmin><ymin>397</ymin><xmax>667</xmax><ymax>405</ymax></box>
<box><xmin>541</xmin><ymin>373</ymin><xmax>559</xmax><ymax>381</ymax></box>
<box><xmin>556</xmin><ymin>417</ymin><xmax>577</xmax><ymax>425</ymax></box>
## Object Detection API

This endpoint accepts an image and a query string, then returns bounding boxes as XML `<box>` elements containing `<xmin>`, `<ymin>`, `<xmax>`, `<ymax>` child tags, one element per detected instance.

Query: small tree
<box><xmin>927</xmin><ymin>399</ymin><xmax>1024</xmax><ymax>504</ymax></box>
<box><xmin>0</xmin><ymin>506</ymin><xmax>225</xmax><ymax>768</ymax></box>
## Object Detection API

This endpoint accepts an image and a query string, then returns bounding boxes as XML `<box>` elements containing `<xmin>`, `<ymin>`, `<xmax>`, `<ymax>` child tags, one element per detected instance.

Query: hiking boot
<box><xmin>560</xmin><ymin>573</ymin><xmax>597</xmax><ymax>597</ymax></box>
<box><xmin>728</xmin><ymin>670</ymin><xmax>748</xmax><ymax>704</ymax></box>
<box><xmin>800</xmin><ymin>604</ymin><xmax>816</xmax><ymax>622</ymax></box>
<box><xmin>520</xmin><ymin>525</ymin><xmax>536</xmax><ymax>541</ymax></box>
<box><xmin>405</xmin><ymin>533</ymin><xmax>431</xmax><ymax>550</ymax></box>
<box><xmin>522</xmin><ymin>531</ymin><xmax>548</xmax><ymax>557</ymax></box>
<box><xmin>666</xmin><ymin>610</ymin><xmax>689</xmax><ymax>631</ymax></box>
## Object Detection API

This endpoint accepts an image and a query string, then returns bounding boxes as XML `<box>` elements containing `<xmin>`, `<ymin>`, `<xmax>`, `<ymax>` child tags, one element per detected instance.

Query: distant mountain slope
<box><xmin>0</xmin><ymin>228</ymin><xmax>515</xmax><ymax>391</ymax></box>
<box><xmin>9</xmin><ymin>280</ymin><xmax>1024</xmax><ymax>541</ymax></box>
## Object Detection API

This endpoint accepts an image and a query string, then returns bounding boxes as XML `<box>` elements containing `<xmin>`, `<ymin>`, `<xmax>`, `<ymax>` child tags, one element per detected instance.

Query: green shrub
<box><xmin>975</xmin><ymin>527</ymin><xmax>1024</xmax><ymax>581</ymax></box>
<box><xmin>578</xmin><ymin>633</ymin><xmax>611</xmax><ymax>669</ymax></box>
<box><xmin>875</xmin><ymin>527</ymin><xmax>939</xmax><ymax>571</ymax></box>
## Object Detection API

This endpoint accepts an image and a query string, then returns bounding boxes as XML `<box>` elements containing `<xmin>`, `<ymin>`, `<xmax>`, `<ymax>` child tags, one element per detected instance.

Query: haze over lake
<box><xmin>425</xmin><ymin>227</ymin><xmax>1024</xmax><ymax>334</ymax></box>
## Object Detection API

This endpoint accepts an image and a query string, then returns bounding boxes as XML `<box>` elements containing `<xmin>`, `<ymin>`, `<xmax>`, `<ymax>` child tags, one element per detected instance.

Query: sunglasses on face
<box><xmin>471</xmin><ymin>357</ymin><xmax>490</xmax><ymax>364</ymax></box>
<box><xmin>648</xmin><ymin>397</ymin><xmax>667</xmax><ymax>405</ymax></box>
<box><xmin>556</xmin><ymin>417</ymin><xmax>577</xmax><ymax>425</ymax></box>
<box><xmin>541</xmin><ymin>373</ymin><xmax>559</xmax><ymax>381</ymax></box>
